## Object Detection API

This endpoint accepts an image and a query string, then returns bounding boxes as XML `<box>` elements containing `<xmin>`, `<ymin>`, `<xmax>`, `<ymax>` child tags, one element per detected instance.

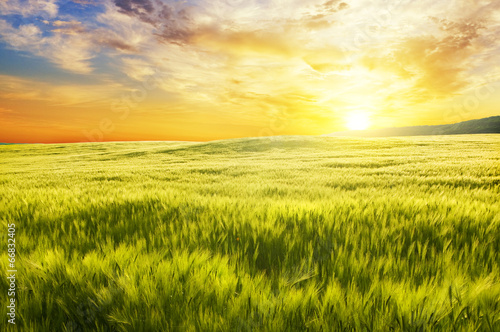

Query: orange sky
<box><xmin>0</xmin><ymin>0</ymin><xmax>500</xmax><ymax>143</ymax></box>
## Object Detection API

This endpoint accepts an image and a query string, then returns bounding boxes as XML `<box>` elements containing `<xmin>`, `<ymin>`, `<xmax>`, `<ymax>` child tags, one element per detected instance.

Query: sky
<box><xmin>0</xmin><ymin>0</ymin><xmax>499</xmax><ymax>143</ymax></box>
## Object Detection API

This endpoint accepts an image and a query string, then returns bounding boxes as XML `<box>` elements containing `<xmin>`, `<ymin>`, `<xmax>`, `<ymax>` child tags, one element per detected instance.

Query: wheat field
<box><xmin>0</xmin><ymin>135</ymin><xmax>499</xmax><ymax>331</ymax></box>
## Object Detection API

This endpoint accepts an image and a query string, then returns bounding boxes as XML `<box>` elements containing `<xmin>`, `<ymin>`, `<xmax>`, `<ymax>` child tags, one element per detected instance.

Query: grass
<box><xmin>0</xmin><ymin>135</ymin><xmax>499</xmax><ymax>331</ymax></box>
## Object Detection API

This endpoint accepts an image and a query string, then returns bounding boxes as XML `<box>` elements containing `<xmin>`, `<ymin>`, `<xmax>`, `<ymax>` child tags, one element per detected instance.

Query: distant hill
<box><xmin>325</xmin><ymin>116</ymin><xmax>500</xmax><ymax>137</ymax></box>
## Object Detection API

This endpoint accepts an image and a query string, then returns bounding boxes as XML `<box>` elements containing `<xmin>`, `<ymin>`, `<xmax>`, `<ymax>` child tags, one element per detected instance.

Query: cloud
<box><xmin>0</xmin><ymin>74</ymin><xmax>123</xmax><ymax>105</ymax></box>
<box><xmin>96</xmin><ymin>36</ymin><xmax>137</xmax><ymax>52</ymax></box>
<box><xmin>50</xmin><ymin>20</ymin><xmax>86</xmax><ymax>34</ymax></box>
<box><xmin>0</xmin><ymin>12</ymin><xmax>139</xmax><ymax>73</ymax></box>
<box><xmin>360</xmin><ymin>2</ymin><xmax>500</xmax><ymax>103</ymax></box>
<box><xmin>0</xmin><ymin>0</ymin><xmax>58</xmax><ymax>18</ymax></box>
<box><xmin>302</xmin><ymin>48</ymin><xmax>349</xmax><ymax>73</ymax></box>
<box><xmin>0</xmin><ymin>107</ymin><xmax>15</xmax><ymax>114</ymax></box>
<box><xmin>111</xmin><ymin>0</ymin><xmax>193</xmax><ymax>44</ymax></box>
<box><xmin>52</xmin><ymin>20</ymin><xmax>82</xmax><ymax>27</ymax></box>
<box><xmin>51</xmin><ymin>19</ymin><xmax>138</xmax><ymax>51</ymax></box>
<box><xmin>120</xmin><ymin>56</ymin><xmax>158</xmax><ymax>81</ymax></box>
<box><xmin>108</xmin><ymin>0</ymin><xmax>347</xmax><ymax>49</ymax></box>
<box><xmin>278</xmin><ymin>0</ymin><xmax>350</xmax><ymax>30</ymax></box>
<box><xmin>0</xmin><ymin>19</ymin><xmax>95</xmax><ymax>73</ymax></box>
<box><xmin>0</xmin><ymin>20</ymin><xmax>42</xmax><ymax>49</ymax></box>
<box><xmin>114</xmin><ymin>0</ymin><xmax>155</xmax><ymax>21</ymax></box>
<box><xmin>313</xmin><ymin>0</ymin><xmax>349</xmax><ymax>18</ymax></box>
<box><xmin>71</xmin><ymin>0</ymin><xmax>100</xmax><ymax>5</ymax></box>
<box><xmin>191</xmin><ymin>28</ymin><xmax>296</xmax><ymax>57</ymax></box>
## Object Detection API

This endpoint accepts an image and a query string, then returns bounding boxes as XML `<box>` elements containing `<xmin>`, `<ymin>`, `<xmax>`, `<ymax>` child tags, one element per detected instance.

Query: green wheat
<box><xmin>0</xmin><ymin>135</ymin><xmax>499</xmax><ymax>331</ymax></box>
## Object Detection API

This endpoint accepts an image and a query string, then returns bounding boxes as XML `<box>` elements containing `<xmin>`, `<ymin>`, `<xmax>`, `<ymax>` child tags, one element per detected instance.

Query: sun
<box><xmin>346</xmin><ymin>111</ymin><xmax>371</xmax><ymax>131</ymax></box>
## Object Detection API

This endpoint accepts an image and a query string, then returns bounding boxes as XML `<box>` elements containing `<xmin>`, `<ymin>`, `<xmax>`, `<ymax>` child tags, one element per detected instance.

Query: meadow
<box><xmin>0</xmin><ymin>135</ymin><xmax>499</xmax><ymax>331</ymax></box>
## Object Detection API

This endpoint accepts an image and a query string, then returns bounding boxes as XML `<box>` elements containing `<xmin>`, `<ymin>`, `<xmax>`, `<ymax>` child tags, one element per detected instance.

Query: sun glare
<box><xmin>346</xmin><ymin>112</ymin><xmax>370</xmax><ymax>131</ymax></box>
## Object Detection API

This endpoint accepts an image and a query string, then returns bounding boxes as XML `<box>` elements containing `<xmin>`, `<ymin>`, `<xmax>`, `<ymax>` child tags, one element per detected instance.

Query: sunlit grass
<box><xmin>0</xmin><ymin>135</ymin><xmax>499</xmax><ymax>331</ymax></box>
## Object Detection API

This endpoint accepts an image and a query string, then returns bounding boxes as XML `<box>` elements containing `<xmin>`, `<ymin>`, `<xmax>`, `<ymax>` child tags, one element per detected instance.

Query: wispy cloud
<box><xmin>0</xmin><ymin>0</ymin><xmax>58</xmax><ymax>18</ymax></box>
<box><xmin>0</xmin><ymin>74</ymin><xmax>123</xmax><ymax>105</ymax></box>
<box><xmin>0</xmin><ymin>19</ymin><xmax>95</xmax><ymax>73</ymax></box>
<box><xmin>70</xmin><ymin>0</ymin><xmax>100</xmax><ymax>5</ymax></box>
